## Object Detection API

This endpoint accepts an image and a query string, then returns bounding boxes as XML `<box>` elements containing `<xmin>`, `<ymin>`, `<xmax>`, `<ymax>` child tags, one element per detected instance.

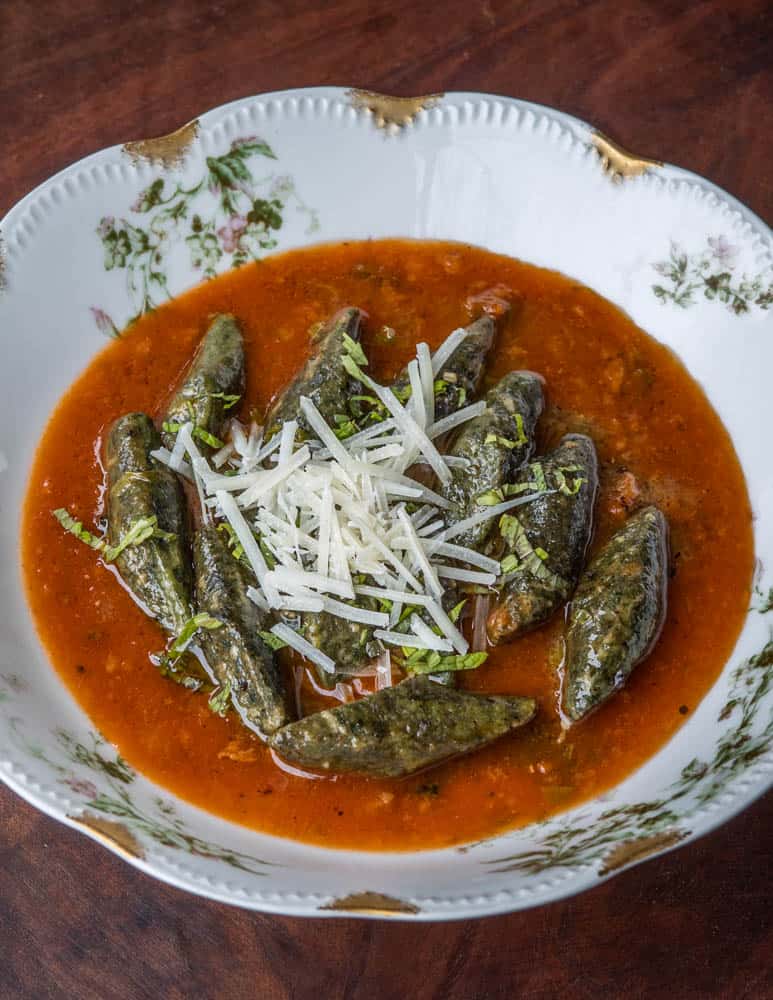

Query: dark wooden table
<box><xmin>2</xmin><ymin>1</ymin><xmax>771</xmax><ymax>997</ymax></box>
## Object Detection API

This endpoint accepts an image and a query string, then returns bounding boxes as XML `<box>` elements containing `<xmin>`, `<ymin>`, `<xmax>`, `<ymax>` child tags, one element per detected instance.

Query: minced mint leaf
<box><xmin>193</xmin><ymin>426</ymin><xmax>225</xmax><ymax>449</ymax></box>
<box><xmin>407</xmin><ymin>651</ymin><xmax>488</xmax><ymax>674</ymax></box>
<box><xmin>209</xmin><ymin>392</ymin><xmax>241</xmax><ymax>410</ymax></box>
<box><xmin>500</xmin><ymin>553</ymin><xmax>520</xmax><ymax>574</ymax></box>
<box><xmin>448</xmin><ymin>599</ymin><xmax>467</xmax><ymax>623</ymax></box>
<box><xmin>484</xmin><ymin>432</ymin><xmax>520</xmax><ymax>449</ymax></box>
<box><xmin>342</xmin><ymin>332</ymin><xmax>368</xmax><ymax>367</ymax></box>
<box><xmin>52</xmin><ymin>509</ymin><xmax>105</xmax><ymax>552</ymax></box>
<box><xmin>217</xmin><ymin>522</ymin><xmax>244</xmax><ymax>560</ymax></box>
<box><xmin>166</xmin><ymin>612</ymin><xmax>221</xmax><ymax>660</ymax></box>
<box><xmin>259</xmin><ymin>630</ymin><xmax>288</xmax><ymax>650</ymax></box>
<box><xmin>208</xmin><ymin>683</ymin><xmax>231</xmax><ymax>717</ymax></box>
<box><xmin>103</xmin><ymin>516</ymin><xmax>166</xmax><ymax>562</ymax></box>
<box><xmin>477</xmin><ymin>488</ymin><xmax>505</xmax><ymax>506</ymax></box>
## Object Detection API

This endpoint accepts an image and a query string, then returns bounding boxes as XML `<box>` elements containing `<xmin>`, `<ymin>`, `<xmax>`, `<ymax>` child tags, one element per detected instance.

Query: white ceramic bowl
<box><xmin>1</xmin><ymin>87</ymin><xmax>771</xmax><ymax>920</ymax></box>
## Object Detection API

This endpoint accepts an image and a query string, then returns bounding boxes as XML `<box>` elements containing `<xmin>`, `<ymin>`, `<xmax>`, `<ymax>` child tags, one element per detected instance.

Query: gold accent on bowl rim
<box><xmin>599</xmin><ymin>828</ymin><xmax>688</xmax><ymax>875</ymax></box>
<box><xmin>591</xmin><ymin>130</ymin><xmax>663</xmax><ymax>183</ymax></box>
<box><xmin>320</xmin><ymin>891</ymin><xmax>420</xmax><ymax>914</ymax></box>
<box><xmin>69</xmin><ymin>811</ymin><xmax>146</xmax><ymax>860</ymax></box>
<box><xmin>348</xmin><ymin>89</ymin><xmax>443</xmax><ymax>129</ymax></box>
<box><xmin>122</xmin><ymin>119</ymin><xmax>200</xmax><ymax>167</ymax></box>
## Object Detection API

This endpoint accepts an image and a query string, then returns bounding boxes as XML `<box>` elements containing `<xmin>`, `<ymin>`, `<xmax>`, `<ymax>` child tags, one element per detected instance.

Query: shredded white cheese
<box><xmin>430</xmin><ymin>326</ymin><xmax>468</xmax><ymax>375</ymax></box>
<box><xmin>163</xmin><ymin>329</ymin><xmax>523</xmax><ymax>673</ymax></box>
<box><xmin>270</xmin><ymin>623</ymin><xmax>335</xmax><ymax>674</ymax></box>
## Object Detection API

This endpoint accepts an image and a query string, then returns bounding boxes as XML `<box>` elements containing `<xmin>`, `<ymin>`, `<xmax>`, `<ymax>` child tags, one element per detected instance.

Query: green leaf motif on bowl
<box><xmin>94</xmin><ymin>136</ymin><xmax>320</xmax><ymax>332</ymax></box>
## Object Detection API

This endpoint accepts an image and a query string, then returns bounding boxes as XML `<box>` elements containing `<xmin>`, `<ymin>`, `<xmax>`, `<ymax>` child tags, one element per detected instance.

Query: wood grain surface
<box><xmin>1</xmin><ymin>1</ymin><xmax>771</xmax><ymax>997</ymax></box>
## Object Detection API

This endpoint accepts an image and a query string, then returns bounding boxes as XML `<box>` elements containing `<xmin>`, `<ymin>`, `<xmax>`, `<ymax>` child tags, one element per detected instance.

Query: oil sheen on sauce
<box><xmin>22</xmin><ymin>240</ymin><xmax>754</xmax><ymax>851</ymax></box>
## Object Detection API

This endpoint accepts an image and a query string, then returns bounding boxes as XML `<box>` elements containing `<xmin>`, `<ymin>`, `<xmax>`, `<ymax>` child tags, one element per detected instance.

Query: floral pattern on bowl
<box><xmin>94</xmin><ymin>136</ymin><xmax>319</xmax><ymax>331</ymax></box>
<box><xmin>652</xmin><ymin>236</ymin><xmax>773</xmax><ymax>313</ymax></box>
<box><xmin>0</xmin><ymin>88</ymin><xmax>771</xmax><ymax>919</ymax></box>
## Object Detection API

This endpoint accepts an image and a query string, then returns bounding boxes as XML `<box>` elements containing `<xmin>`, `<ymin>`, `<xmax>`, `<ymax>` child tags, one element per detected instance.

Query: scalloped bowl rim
<box><xmin>0</xmin><ymin>87</ymin><xmax>771</xmax><ymax>920</ymax></box>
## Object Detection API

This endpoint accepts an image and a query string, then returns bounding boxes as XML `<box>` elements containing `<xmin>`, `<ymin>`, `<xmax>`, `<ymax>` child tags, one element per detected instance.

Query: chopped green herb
<box><xmin>350</xmin><ymin>394</ymin><xmax>381</xmax><ymax>407</ymax></box>
<box><xmin>53</xmin><ymin>509</ymin><xmax>174</xmax><ymax>562</ymax></box>
<box><xmin>341</xmin><ymin>354</ymin><xmax>367</xmax><ymax>384</ymax></box>
<box><xmin>208</xmin><ymin>683</ymin><xmax>231</xmax><ymax>717</ymax></box>
<box><xmin>209</xmin><ymin>392</ymin><xmax>241</xmax><ymax>410</ymax></box>
<box><xmin>162</xmin><ymin>420</ymin><xmax>224</xmax><ymax>449</ymax></box>
<box><xmin>508</xmin><ymin>482</ymin><xmax>540</xmax><ymax>495</ymax></box>
<box><xmin>52</xmin><ymin>509</ymin><xmax>105</xmax><ymax>551</ymax></box>
<box><xmin>554</xmin><ymin>467</ymin><xmax>586</xmax><ymax>495</ymax></box>
<box><xmin>530</xmin><ymin>462</ymin><xmax>547</xmax><ymax>492</ymax></box>
<box><xmin>499</xmin><ymin>514</ymin><xmax>565</xmax><ymax>589</ymax></box>
<box><xmin>259</xmin><ymin>630</ymin><xmax>288</xmax><ymax>650</ymax></box>
<box><xmin>342</xmin><ymin>332</ymin><xmax>368</xmax><ymax>367</ymax></box>
<box><xmin>448</xmin><ymin>599</ymin><xmax>467</xmax><ymax>623</ymax></box>
<box><xmin>333</xmin><ymin>414</ymin><xmax>358</xmax><ymax>439</ymax></box>
<box><xmin>407</xmin><ymin>651</ymin><xmax>489</xmax><ymax>675</ymax></box>
<box><xmin>484</xmin><ymin>432</ymin><xmax>521</xmax><ymax>449</ymax></box>
<box><xmin>500</xmin><ymin>554</ymin><xmax>520</xmax><ymax>574</ymax></box>
<box><xmin>513</xmin><ymin>412</ymin><xmax>528</xmax><ymax>446</ymax></box>
<box><xmin>433</xmin><ymin>379</ymin><xmax>449</xmax><ymax>395</ymax></box>
<box><xmin>160</xmin><ymin>612</ymin><xmax>223</xmax><ymax>669</ymax></box>
<box><xmin>398</xmin><ymin>604</ymin><xmax>419</xmax><ymax>624</ymax></box>
<box><xmin>477</xmin><ymin>488</ymin><xmax>505</xmax><ymax>506</ymax></box>
<box><xmin>500</xmin><ymin>513</ymin><xmax>523</xmax><ymax>546</ymax></box>
<box><xmin>193</xmin><ymin>426</ymin><xmax>225</xmax><ymax>449</ymax></box>
<box><xmin>217</xmin><ymin>522</ymin><xmax>244</xmax><ymax>560</ymax></box>
<box><xmin>103</xmin><ymin>515</ymin><xmax>174</xmax><ymax>562</ymax></box>
<box><xmin>258</xmin><ymin>536</ymin><xmax>277</xmax><ymax>569</ymax></box>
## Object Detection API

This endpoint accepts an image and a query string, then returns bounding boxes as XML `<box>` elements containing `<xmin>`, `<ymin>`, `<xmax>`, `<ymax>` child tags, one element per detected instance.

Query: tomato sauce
<box><xmin>22</xmin><ymin>240</ymin><xmax>754</xmax><ymax>850</ymax></box>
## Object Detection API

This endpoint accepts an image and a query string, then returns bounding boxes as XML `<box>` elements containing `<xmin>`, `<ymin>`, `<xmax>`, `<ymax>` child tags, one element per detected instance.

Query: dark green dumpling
<box><xmin>391</xmin><ymin>314</ymin><xmax>498</xmax><ymax>421</ymax></box>
<box><xmin>265</xmin><ymin>306</ymin><xmax>365</xmax><ymax>436</ymax></box>
<box><xmin>488</xmin><ymin>434</ymin><xmax>598</xmax><ymax>643</ymax></box>
<box><xmin>193</xmin><ymin>525</ymin><xmax>289</xmax><ymax>736</ymax></box>
<box><xmin>562</xmin><ymin>505</ymin><xmax>669</xmax><ymax>722</ymax></box>
<box><xmin>161</xmin><ymin>314</ymin><xmax>245</xmax><ymax>452</ymax></box>
<box><xmin>270</xmin><ymin>675</ymin><xmax>536</xmax><ymax>777</ymax></box>
<box><xmin>303</xmin><ymin>606</ymin><xmax>382</xmax><ymax>688</ymax></box>
<box><xmin>441</xmin><ymin>371</ymin><xmax>544</xmax><ymax>549</ymax></box>
<box><xmin>106</xmin><ymin>412</ymin><xmax>193</xmax><ymax>634</ymax></box>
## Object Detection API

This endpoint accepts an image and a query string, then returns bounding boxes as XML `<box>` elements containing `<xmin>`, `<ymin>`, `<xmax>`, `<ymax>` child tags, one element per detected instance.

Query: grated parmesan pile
<box><xmin>150</xmin><ymin>327</ymin><xmax>535</xmax><ymax>680</ymax></box>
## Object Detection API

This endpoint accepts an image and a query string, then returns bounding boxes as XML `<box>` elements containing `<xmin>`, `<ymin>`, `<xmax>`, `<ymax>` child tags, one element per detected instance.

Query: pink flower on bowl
<box><xmin>708</xmin><ymin>235</ymin><xmax>738</xmax><ymax>266</ymax></box>
<box><xmin>217</xmin><ymin>215</ymin><xmax>248</xmax><ymax>253</ymax></box>
<box><xmin>62</xmin><ymin>777</ymin><xmax>98</xmax><ymax>799</ymax></box>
